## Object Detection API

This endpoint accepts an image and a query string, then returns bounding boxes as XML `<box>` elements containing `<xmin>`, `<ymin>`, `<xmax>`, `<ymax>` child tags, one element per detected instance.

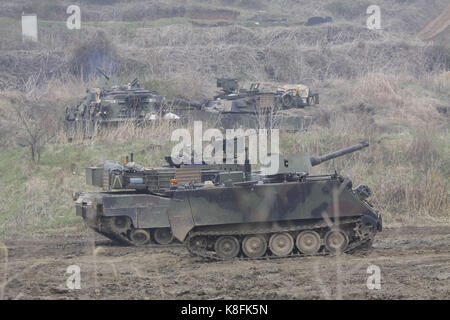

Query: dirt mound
<box><xmin>417</xmin><ymin>3</ymin><xmax>450</xmax><ymax>41</ymax></box>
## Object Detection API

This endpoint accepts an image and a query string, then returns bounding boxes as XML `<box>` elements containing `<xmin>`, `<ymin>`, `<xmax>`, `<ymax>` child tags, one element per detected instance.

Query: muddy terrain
<box><xmin>1</xmin><ymin>226</ymin><xmax>449</xmax><ymax>300</ymax></box>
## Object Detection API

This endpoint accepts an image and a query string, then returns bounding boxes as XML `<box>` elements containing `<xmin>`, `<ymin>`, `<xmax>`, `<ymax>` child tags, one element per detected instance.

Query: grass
<box><xmin>0</xmin><ymin>0</ymin><xmax>449</xmax><ymax>238</ymax></box>
<box><xmin>0</xmin><ymin>134</ymin><xmax>174</xmax><ymax>238</ymax></box>
<box><xmin>1</xmin><ymin>68</ymin><xmax>448</xmax><ymax>237</ymax></box>
<box><xmin>0</xmin><ymin>90</ymin><xmax>448</xmax><ymax>238</ymax></box>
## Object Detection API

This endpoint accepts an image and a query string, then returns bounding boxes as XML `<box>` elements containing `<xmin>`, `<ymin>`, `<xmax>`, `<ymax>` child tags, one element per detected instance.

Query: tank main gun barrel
<box><xmin>96</xmin><ymin>67</ymin><xmax>110</xmax><ymax>80</ymax></box>
<box><xmin>167</xmin><ymin>98</ymin><xmax>203</xmax><ymax>110</ymax></box>
<box><xmin>310</xmin><ymin>141</ymin><xmax>369</xmax><ymax>166</ymax></box>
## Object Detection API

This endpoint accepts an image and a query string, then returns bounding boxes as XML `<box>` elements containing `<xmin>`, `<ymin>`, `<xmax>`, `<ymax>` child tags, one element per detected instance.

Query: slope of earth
<box><xmin>417</xmin><ymin>3</ymin><xmax>450</xmax><ymax>41</ymax></box>
<box><xmin>1</xmin><ymin>226</ymin><xmax>449</xmax><ymax>299</ymax></box>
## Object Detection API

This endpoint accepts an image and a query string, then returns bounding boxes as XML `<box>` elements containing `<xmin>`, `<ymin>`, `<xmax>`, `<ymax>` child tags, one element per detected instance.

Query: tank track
<box><xmin>94</xmin><ymin>226</ymin><xmax>135</xmax><ymax>246</ymax></box>
<box><xmin>93</xmin><ymin>220</ymin><xmax>179</xmax><ymax>247</ymax></box>
<box><xmin>185</xmin><ymin>217</ymin><xmax>373</xmax><ymax>261</ymax></box>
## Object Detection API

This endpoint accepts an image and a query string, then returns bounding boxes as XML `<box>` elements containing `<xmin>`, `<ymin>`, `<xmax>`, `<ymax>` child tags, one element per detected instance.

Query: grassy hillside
<box><xmin>0</xmin><ymin>71</ymin><xmax>448</xmax><ymax>238</ymax></box>
<box><xmin>1</xmin><ymin>0</ymin><xmax>449</xmax><ymax>92</ymax></box>
<box><xmin>0</xmin><ymin>0</ymin><xmax>449</xmax><ymax>238</ymax></box>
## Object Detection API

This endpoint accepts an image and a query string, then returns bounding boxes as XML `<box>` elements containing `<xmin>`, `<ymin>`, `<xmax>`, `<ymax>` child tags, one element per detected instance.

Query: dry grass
<box><xmin>0</xmin><ymin>0</ymin><xmax>449</xmax><ymax>235</ymax></box>
<box><xmin>1</xmin><ymin>69</ymin><xmax>449</xmax><ymax>235</ymax></box>
<box><xmin>280</xmin><ymin>71</ymin><xmax>449</xmax><ymax>225</ymax></box>
<box><xmin>282</xmin><ymin>124</ymin><xmax>449</xmax><ymax>226</ymax></box>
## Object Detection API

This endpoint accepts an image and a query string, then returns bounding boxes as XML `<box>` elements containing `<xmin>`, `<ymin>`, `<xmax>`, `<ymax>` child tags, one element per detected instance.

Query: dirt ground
<box><xmin>1</xmin><ymin>226</ymin><xmax>449</xmax><ymax>300</ymax></box>
<box><xmin>417</xmin><ymin>2</ymin><xmax>450</xmax><ymax>40</ymax></box>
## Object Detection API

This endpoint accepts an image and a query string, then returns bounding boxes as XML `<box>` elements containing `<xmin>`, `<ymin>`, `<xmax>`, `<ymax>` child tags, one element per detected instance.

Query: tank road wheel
<box><xmin>112</xmin><ymin>216</ymin><xmax>131</xmax><ymax>233</ymax></box>
<box><xmin>101</xmin><ymin>216</ymin><xmax>131</xmax><ymax>234</ymax></box>
<box><xmin>296</xmin><ymin>230</ymin><xmax>321</xmax><ymax>255</ymax></box>
<box><xmin>324</xmin><ymin>229</ymin><xmax>349</xmax><ymax>254</ymax></box>
<box><xmin>214</xmin><ymin>236</ymin><xmax>240</xmax><ymax>259</ymax></box>
<box><xmin>153</xmin><ymin>228</ymin><xmax>174</xmax><ymax>245</ymax></box>
<box><xmin>129</xmin><ymin>229</ymin><xmax>151</xmax><ymax>246</ymax></box>
<box><xmin>269</xmin><ymin>232</ymin><xmax>294</xmax><ymax>257</ymax></box>
<box><xmin>242</xmin><ymin>235</ymin><xmax>267</xmax><ymax>258</ymax></box>
<box><xmin>189</xmin><ymin>236</ymin><xmax>208</xmax><ymax>252</ymax></box>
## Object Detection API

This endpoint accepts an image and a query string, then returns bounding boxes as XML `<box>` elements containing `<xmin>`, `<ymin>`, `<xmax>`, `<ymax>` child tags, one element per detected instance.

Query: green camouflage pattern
<box><xmin>65</xmin><ymin>78</ymin><xmax>163</xmax><ymax>136</ymax></box>
<box><xmin>167</xmin><ymin>175</ymin><xmax>381</xmax><ymax>242</ymax></box>
<box><xmin>74</xmin><ymin>141</ymin><xmax>381</xmax><ymax>247</ymax></box>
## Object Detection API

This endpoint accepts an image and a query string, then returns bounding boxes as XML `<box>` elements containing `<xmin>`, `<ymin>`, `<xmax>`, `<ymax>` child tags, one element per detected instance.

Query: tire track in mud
<box><xmin>417</xmin><ymin>3</ymin><xmax>450</xmax><ymax>41</ymax></box>
<box><xmin>2</xmin><ymin>226</ymin><xmax>450</xmax><ymax>299</ymax></box>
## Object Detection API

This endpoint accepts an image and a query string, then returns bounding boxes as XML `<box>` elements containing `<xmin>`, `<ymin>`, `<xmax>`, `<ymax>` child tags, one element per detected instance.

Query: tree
<box><xmin>1</xmin><ymin>92</ymin><xmax>54</xmax><ymax>164</ymax></box>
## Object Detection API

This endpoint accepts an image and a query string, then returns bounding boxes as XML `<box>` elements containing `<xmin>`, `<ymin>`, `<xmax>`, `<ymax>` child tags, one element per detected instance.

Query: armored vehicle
<box><xmin>64</xmin><ymin>76</ymin><xmax>195</xmax><ymax>137</ymax></box>
<box><xmin>65</xmin><ymin>75</ymin><xmax>320</xmax><ymax>135</ymax></box>
<box><xmin>211</xmin><ymin>78</ymin><xmax>319</xmax><ymax>109</ymax></box>
<box><xmin>166</xmin><ymin>141</ymin><xmax>381</xmax><ymax>260</ymax></box>
<box><xmin>65</xmin><ymin>77</ymin><xmax>159</xmax><ymax>135</ymax></box>
<box><xmin>74</xmin><ymin>142</ymin><xmax>248</xmax><ymax>245</ymax></box>
<box><xmin>157</xmin><ymin>78</ymin><xmax>320</xmax><ymax>130</ymax></box>
<box><xmin>202</xmin><ymin>78</ymin><xmax>319</xmax><ymax>130</ymax></box>
<box><xmin>74</xmin><ymin>141</ymin><xmax>381</xmax><ymax>258</ymax></box>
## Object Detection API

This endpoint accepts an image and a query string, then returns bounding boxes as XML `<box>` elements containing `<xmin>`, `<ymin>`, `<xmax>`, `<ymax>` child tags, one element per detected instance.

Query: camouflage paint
<box><xmin>76</xmin><ymin>192</ymin><xmax>171</xmax><ymax>229</ymax></box>
<box><xmin>167</xmin><ymin>177</ymin><xmax>376</xmax><ymax>241</ymax></box>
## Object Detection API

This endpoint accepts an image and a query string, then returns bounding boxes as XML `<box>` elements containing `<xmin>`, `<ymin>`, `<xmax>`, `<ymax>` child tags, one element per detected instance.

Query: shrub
<box><xmin>424</xmin><ymin>44</ymin><xmax>450</xmax><ymax>72</ymax></box>
<box><xmin>69</xmin><ymin>31</ymin><xmax>120</xmax><ymax>80</ymax></box>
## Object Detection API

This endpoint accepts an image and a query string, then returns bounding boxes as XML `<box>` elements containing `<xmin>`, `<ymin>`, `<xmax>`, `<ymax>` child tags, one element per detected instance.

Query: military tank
<box><xmin>200</xmin><ymin>78</ymin><xmax>320</xmax><ymax>130</ymax></box>
<box><xmin>158</xmin><ymin>78</ymin><xmax>320</xmax><ymax>130</ymax></box>
<box><xmin>74</xmin><ymin>141</ymin><xmax>248</xmax><ymax>246</ymax></box>
<box><xmin>64</xmin><ymin>72</ymin><xmax>199</xmax><ymax>138</ymax></box>
<box><xmin>166</xmin><ymin>141</ymin><xmax>382</xmax><ymax>260</ymax></box>
<box><xmin>65</xmin><ymin>74</ymin><xmax>320</xmax><ymax>135</ymax></box>
<box><xmin>74</xmin><ymin>141</ymin><xmax>381</xmax><ymax>258</ymax></box>
<box><xmin>211</xmin><ymin>77</ymin><xmax>319</xmax><ymax>109</ymax></box>
<box><xmin>65</xmin><ymin>76</ymin><xmax>159</xmax><ymax>137</ymax></box>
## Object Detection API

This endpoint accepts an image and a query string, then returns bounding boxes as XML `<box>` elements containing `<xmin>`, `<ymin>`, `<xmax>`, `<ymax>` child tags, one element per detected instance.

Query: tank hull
<box><xmin>75</xmin><ymin>191</ymin><xmax>175</xmax><ymax>245</ymax></box>
<box><xmin>167</xmin><ymin>175</ymin><xmax>382</xmax><ymax>259</ymax></box>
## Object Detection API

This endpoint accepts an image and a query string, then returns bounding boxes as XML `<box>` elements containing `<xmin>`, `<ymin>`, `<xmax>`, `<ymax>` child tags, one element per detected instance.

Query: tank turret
<box><xmin>263</xmin><ymin>141</ymin><xmax>369</xmax><ymax>176</ymax></box>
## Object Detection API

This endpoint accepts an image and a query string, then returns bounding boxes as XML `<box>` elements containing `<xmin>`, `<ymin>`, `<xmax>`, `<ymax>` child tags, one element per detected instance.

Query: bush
<box><xmin>324</xmin><ymin>1</ymin><xmax>371</xmax><ymax>20</ymax></box>
<box><xmin>69</xmin><ymin>31</ymin><xmax>120</xmax><ymax>80</ymax></box>
<box><xmin>424</xmin><ymin>44</ymin><xmax>450</xmax><ymax>72</ymax></box>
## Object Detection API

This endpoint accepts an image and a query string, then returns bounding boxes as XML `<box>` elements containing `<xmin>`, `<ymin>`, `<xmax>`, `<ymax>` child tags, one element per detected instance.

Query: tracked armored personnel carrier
<box><xmin>167</xmin><ymin>141</ymin><xmax>381</xmax><ymax>260</ymax></box>
<box><xmin>74</xmin><ymin>141</ymin><xmax>381</xmax><ymax>258</ymax></box>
